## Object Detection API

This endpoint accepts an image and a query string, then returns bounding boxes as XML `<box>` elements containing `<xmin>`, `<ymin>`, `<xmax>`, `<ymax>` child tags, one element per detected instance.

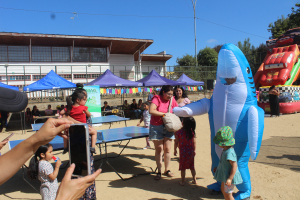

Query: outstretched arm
<box><xmin>0</xmin><ymin>118</ymin><xmax>72</xmax><ymax>185</ymax></box>
<box><xmin>248</xmin><ymin>106</ymin><xmax>264</xmax><ymax>160</ymax></box>
<box><xmin>173</xmin><ymin>98</ymin><xmax>210</xmax><ymax>117</ymax></box>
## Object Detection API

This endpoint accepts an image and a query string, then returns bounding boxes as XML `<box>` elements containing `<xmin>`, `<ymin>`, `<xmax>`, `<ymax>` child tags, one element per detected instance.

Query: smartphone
<box><xmin>68</xmin><ymin>124</ymin><xmax>91</xmax><ymax>177</ymax></box>
<box><xmin>2</xmin><ymin>133</ymin><xmax>14</xmax><ymax>142</ymax></box>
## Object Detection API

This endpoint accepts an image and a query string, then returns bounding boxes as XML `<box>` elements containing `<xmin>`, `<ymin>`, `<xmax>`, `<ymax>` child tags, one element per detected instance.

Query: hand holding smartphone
<box><xmin>2</xmin><ymin>133</ymin><xmax>14</xmax><ymax>142</ymax></box>
<box><xmin>68</xmin><ymin>124</ymin><xmax>91</xmax><ymax>177</ymax></box>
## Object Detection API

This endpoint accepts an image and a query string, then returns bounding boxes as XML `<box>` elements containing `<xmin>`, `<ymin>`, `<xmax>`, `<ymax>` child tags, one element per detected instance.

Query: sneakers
<box><xmin>62</xmin><ymin>148</ymin><xmax>69</xmax><ymax>154</ymax></box>
<box><xmin>143</xmin><ymin>146</ymin><xmax>151</xmax><ymax>150</ymax></box>
<box><xmin>90</xmin><ymin>147</ymin><xmax>97</xmax><ymax>154</ymax></box>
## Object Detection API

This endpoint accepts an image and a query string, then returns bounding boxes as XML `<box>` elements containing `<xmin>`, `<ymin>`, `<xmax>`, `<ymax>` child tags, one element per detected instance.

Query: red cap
<box><xmin>52</xmin><ymin>156</ymin><xmax>56</xmax><ymax>160</ymax></box>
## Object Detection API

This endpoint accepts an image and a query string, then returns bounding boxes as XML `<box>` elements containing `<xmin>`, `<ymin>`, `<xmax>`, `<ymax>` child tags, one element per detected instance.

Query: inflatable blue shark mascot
<box><xmin>174</xmin><ymin>43</ymin><xmax>264</xmax><ymax>200</ymax></box>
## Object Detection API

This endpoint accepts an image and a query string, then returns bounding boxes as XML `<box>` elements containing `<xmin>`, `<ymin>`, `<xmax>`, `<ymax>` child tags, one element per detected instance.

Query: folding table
<box><xmin>96</xmin><ymin>126</ymin><xmax>153</xmax><ymax>180</ymax></box>
<box><xmin>33</xmin><ymin>115</ymin><xmax>58</xmax><ymax>124</ymax></box>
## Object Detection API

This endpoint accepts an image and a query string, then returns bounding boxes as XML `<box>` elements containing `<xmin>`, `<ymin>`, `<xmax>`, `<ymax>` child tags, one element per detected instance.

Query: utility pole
<box><xmin>191</xmin><ymin>0</ymin><xmax>198</xmax><ymax>67</ymax></box>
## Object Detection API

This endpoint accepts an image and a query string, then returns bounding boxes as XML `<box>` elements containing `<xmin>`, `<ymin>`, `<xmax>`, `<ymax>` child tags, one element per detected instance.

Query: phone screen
<box><xmin>69</xmin><ymin>125</ymin><xmax>88</xmax><ymax>176</ymax></box>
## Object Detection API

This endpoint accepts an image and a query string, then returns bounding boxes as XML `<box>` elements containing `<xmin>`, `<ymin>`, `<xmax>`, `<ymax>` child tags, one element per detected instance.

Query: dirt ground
<box><xmin>0</xmin><ymin>113</ymin><xmax>299</xmax><ymax>200</ymax></box>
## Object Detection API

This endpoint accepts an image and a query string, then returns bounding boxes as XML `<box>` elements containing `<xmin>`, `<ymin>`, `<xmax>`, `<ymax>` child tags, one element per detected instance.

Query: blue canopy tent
<box><xmin>23</xmin><ymin>70</ymin><xmax>76</xmax><ymax>92</ymax></box>
<box><xmin>176</xmin><ymin>74</ymin><xmax>204</xmax><ymax>86</ymax></box>
<box><xmin>87</xmin><ymin>69</ymin><xmax>142</xmax><ymax>107</ymax></box>
<box><xmin>0</xmin><ymin>82</ymin><xmax>19</xmax><ymax>91</ymax></box>
<box><xmin>86</xmin><ymin>69</ymin><xmax>142</xmax><ymax>87</ymax></box>
<box><xmin>136</xmin><ymin>70</ymin><xmax>186</xmax><ymax>86</ymax></box>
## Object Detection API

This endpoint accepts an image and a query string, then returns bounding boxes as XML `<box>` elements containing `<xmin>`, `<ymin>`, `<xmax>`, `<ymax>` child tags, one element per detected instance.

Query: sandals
<box><xmin>163</xmin><ymin>170</ymin><xmax>174</xmax><ymax>177</ymax></box>
<box><xmin>154</xmin><ymin>172</ymin><xmax>161</xmax><ymax>180</ymax></box>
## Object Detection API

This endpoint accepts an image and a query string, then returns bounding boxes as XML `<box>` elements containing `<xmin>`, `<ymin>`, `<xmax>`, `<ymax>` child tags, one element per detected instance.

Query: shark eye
<box><xmin>246</xmin><ymin>67</ymin><xmax>250</xmax><ymax>74</ymax></box>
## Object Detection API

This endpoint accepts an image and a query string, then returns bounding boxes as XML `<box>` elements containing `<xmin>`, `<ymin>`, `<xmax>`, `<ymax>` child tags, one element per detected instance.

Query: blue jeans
<box><xmin>131</xmin><ymin>110</ymin><xmax>141</xmax><ymax>119</ymax></box>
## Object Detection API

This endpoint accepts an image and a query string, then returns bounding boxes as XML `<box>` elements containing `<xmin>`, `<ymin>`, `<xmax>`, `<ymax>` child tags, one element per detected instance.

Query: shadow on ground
<box><xmin>108</xmin><ymin>176</ymin><xmax>223</xmax><ymax>200</ymax></box>
<box><xmin>254</xmin><ymin>136</ymin><xmax>300</xmax><ymax>172</ymax></box>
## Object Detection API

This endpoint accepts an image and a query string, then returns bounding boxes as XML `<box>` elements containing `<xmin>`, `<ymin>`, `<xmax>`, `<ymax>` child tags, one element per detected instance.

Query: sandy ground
<box><xmin>0</xmin><ymin>113</ymin><xmax>299</xmax><ymax>200</ymax></box>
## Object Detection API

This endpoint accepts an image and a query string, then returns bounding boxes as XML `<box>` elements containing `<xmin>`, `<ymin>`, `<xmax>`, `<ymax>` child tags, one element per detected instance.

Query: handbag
<box><xmin>162</xmin><ymin>97</ymin><xmax>183</xmax><ymax>132</ymax></box>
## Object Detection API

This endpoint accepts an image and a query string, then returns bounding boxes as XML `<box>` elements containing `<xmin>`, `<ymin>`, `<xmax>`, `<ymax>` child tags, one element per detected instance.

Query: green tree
<box><xmin>237</xmin><ymin>38</ymin><xmax>259</xmax><ymax>74</ymax></box>
<box><xmin>176</xmin><ymin>54</ymin><xmax>196</xmax><ymax>66</ymax></box>
<box><xmin>268</xmin><ymin>15</ymin><xmax>290</xmax><ymax>39</ymax></box>
<box><xmin>197</xmin><ymin>47</ymin><xmax>218</xmax><ymax>66</ymax></box>
<box><xmin>288</xmin><ymin>3</ymin><xmax>300</xmax><ymax>28</ymax></box>
<box><xmin>213</xmin><ymin>44</ymin><xmax>223</xmax><ymax>54</ymax></box>
<box><xmin>268</xmin><ymin>3</ymin><xmax>300</xmax><ymax>39</ymax></box>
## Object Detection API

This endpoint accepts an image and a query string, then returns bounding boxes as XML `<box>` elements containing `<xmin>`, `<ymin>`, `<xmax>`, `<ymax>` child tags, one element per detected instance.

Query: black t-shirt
<box><xmin>102</xmin><ymin>105</ymin><xmax>111</xmax><ymax>111</ymax></box>
<box><xmin>32</xmin><ymin>109</ymin><xmax>40</xmax><ymax>116</ymax></box>
<box><xmin>131</xmin><ymin>103</ymin><xmax>138</xmax><ymax>110</ymax></box>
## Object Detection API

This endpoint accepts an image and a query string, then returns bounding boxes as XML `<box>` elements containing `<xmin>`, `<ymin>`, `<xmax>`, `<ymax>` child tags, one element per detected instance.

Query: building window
<box><xmin>120</xmin><ymin>71</ymin><xmax>134</xmax><ymax>80</ymax></box>
<box><xmin>1</xmin><ymin>46</ymin><xmax>30</xmax><ymax>62</ymax></box>
<box><xmin>90</xmin><ymin>48</ymin><xmax>107</xmax><ymax>62</ymax></box>
<box><xmin>33</xmin><ymin>75</ymin><xmax>46</xmax><ymax>80</ymax></box>
<box><xmin>91</xmin><ymin>74</ymin><xmax>100</xmax><ymax>78</ymax></box>
<box><xmin>73</xmin><ymin>47</ymin><xmax>107</xmax><ymax>62</ymax></box>
<box><xmin>52</xmin><ymin>47</ymin><xmax>70</xmax><ymax>62</ymax></box>
<box><xmin>32</xmin><ymin>46</ymin><xmax>70</xmax><ymax>62</ymax></box>
<box><xmin>73</xmin><ymin>74</ymin><xmax>100</xmax><ymax>79</ymax></box>
<box><xmin>0</xmin><ymin>45</ymin><xmax>8</xmax><ymax>62</ymax></box>
<box><xmin>74</xmin><ymin>74</ymin><xmax>90</xmax><ymax>79</ymax></box>
<box><xmin>32</xmin><ymin>46</ymin><xmax>51</xmax><ymax>62</ymax></box>
<box><xmin>9</xmin><ymin>75</ymin><xmax>30</xmax><ymax>81</ymax></box>
<box><xmin>59</xmin><ymin>74</ymin><xmax>72</xmax><ymax>79</ymax></box>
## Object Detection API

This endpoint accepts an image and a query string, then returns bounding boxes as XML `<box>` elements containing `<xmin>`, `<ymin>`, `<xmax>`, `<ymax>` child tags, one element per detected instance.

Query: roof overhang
<box><xmin>0</xmin><ymin>32</ymin><xmax>153</xmax><ymax>55</ymax></box>
<box><xmin>137</xmin><ymin>54</ymin><xmax>172</xmax><ymax>62</ymax></box>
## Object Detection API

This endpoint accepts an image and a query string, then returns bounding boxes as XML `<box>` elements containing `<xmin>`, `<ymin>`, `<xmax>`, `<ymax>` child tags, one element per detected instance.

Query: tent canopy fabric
<box><xmin>86</xmin><ymin>69</ymin><xmax>142</xmax><ymax>87</ymax></box>
<box><xmin>136</xmin><ymin>70</ymin><xmax>186</xmax><ymax>86</ymax></box>
<box><xmin>0</xmin><ymin>82</ymin><xmax>19</xmax><ymax>91</ymax></box>
<box><xmin>176</xmin><ymin>74</ymin><xmax>204</xmax><ymax>86</ymax></box>
<box><xmin>23</xmin><ymin>70</ymin><xmax>76</xmax><ymax>92</ymax></box>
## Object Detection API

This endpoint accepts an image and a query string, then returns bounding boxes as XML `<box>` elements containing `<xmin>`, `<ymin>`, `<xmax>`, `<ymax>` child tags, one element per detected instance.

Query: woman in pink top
<box><xmin>149</xmin><ymin>85</ymin><xmax>178</xmax><ymax>180</ymax></box>
<box><xmin>174</xmin><ymin>86</ymin><xmax>191</xmax><ymax>107</ymax></box>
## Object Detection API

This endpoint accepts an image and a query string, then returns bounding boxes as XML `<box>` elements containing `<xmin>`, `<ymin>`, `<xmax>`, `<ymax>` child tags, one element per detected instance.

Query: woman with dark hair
<box><xmin>32</xmin><ymin>105</ymin><xmax>41</xmax><ymax>117</ymax></box>
<box><xmin>269</xmin><ymin>85</ymin><xmax>280</xmax><ymax>117</ymax></box>
<box><xmin>149</xmin><ymin>85</ymin><xmax>178</xmax><ymax>180</ymax></box>
<box><xmin>174</xmin><ymin>86</ymin><xmax>191</xmax><ymax>107</ymax></box>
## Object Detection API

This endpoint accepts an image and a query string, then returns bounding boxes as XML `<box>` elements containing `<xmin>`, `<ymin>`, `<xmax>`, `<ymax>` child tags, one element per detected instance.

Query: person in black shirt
<box><xmin>101</xmin><ymin>101</ymin><xmax>111</xmax><ymax>111</ymax></box>
<box><xmin>32</xmin><ymin>105</ymin><xmax>41</xmax><ymax>117</ymax></box>
<box><xmin>131</xmin><ymin>99</ymin><xmax>141</xmax><ymax>119</ymax></box>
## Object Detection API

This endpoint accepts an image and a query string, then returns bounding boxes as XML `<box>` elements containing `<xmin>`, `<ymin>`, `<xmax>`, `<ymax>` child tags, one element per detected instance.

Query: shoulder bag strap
<box><xmin>168</xmin><ymin>97</ymin><xmax>173</xmax><ymax>113</ymax></box>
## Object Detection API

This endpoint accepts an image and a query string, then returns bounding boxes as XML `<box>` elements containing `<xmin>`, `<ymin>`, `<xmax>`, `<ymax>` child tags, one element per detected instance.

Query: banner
<box><xmin>84</xmin><ymin>85</ymin><xmax>102</xmax><ymax>118</ymax></box>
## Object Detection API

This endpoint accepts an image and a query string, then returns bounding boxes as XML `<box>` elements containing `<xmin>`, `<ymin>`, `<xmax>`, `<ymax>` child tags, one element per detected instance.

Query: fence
<box><xmin>0</xmin><ymin>64</ymin><xmax>217</xmax><ymax>102</ymax></box>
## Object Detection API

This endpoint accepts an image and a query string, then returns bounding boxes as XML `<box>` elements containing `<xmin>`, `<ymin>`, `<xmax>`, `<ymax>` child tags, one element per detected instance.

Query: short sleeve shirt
<box><xmin>150</xmin><ymin>95</ymin><xmax>178</xmax><ymax>126</ymax></box>
<box><xmin>38</xmin><ymin>160</ymin><xmax>58</xmax><ymax>197</ymax></box>
<box><xmin>213</xmin><ymin>148</ymin><xmax>243</xmax><ymax>185</ymax></box>
<box><xmin>143</xmin><ymin>110</ymin><xmax>151</xmax><ymax>127</ymax></box>
<box><xmin>45</xmin><ymin>109</ymin><xmax>53</xmax><ymax>116</ymax></box>
<box><xmin>69</xmin><ymin>105</ymin><xmax>88</xmax><ymax>123</ymax></box>
<box><xmin>177</xmin><ymin>98</ymin><xmax>191</xmax><ymax>107</ymax></box>
<box><xmin>147</xmin><ymin>94</ymin><xmax>154</xmax><ymax>101</ymax></box>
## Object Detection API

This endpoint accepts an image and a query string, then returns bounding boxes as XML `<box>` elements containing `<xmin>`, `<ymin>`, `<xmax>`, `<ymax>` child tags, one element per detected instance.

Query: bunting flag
<box><xmin>98</xmin><ymin>86</ymin><xmax>206</xmax><ymax>95</ymax></box>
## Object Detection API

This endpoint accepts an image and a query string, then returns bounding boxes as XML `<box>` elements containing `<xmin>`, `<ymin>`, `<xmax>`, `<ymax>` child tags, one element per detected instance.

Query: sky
<box><xmin>0</xmin><ymin>0</ymin><xmax>299</xmax><ymax>66</ymax></box>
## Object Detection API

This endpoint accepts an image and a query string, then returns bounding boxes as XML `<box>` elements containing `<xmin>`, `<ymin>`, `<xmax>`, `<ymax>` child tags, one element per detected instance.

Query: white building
<box><xmin>0</xmin><ymin>32</ymin><xmax>172</xmax><ymax>88</ymax></box>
